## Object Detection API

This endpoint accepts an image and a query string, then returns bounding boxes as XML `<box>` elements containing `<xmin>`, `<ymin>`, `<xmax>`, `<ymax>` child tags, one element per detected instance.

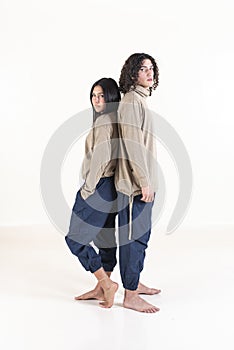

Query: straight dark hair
<box><xmin>90</xmin><ymin>78</ymin><xmax>121</xmax><ymax>121</ymax></box>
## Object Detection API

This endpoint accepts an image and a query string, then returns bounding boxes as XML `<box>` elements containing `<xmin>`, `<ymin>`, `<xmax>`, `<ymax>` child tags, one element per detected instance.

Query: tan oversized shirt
<box><xmin>81</xmin><ymin>112</ymin><xmax>118</xmax><ymax>199</ymax></box>
<box><xmin>115</xmin><ymin>85</ymin><xmax>158</xmax><ymax>197</ymax></box>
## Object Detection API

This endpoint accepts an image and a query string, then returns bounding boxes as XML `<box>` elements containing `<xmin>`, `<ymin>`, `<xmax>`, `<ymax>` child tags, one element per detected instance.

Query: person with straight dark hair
<box><xmin>65</xmin><ymin>78</ymin><xmax>120</xmax><ymax>308</ymax></box>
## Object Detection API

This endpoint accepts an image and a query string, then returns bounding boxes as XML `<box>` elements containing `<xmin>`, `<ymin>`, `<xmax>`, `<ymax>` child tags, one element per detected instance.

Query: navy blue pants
<box><xmin>65</xmin><ymin>177</ymin><xmax>117</xmax><ymax>273</ymax></box>
<box><xmin>118</xmin><ymin>192</ymin><xmax>154</xmax><ymax>291</ymax></box>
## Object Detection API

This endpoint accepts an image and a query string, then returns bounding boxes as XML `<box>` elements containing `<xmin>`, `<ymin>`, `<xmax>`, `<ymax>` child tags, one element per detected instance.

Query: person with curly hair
<box><xmin>65</xmin><ymin>78</ymin><xmax>120</xmax><ymax>308</ymax></box>
<box><xmin>115</xmin><ymin>53</ymin><xmax>161</xmax><ymax>313</ymax></box>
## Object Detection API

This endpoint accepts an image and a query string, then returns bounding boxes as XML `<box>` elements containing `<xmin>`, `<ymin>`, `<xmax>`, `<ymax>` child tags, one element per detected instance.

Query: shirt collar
<box><xmin>134</xmin><ymin>84</ymin><xmax>150</xmax><ymax>98</ymax></box>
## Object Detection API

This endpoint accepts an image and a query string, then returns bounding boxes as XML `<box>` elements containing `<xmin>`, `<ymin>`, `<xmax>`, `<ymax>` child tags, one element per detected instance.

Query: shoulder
<box><xmin>94</xmin><ymin>112</ymin><xmax>116</xmax><ymax>127</ymax></box>
<box><xmin>121</xmin><ymin>89</ymin><xmax>141</xmax><ymax>103</ymax></box>
<box><xmin>93</xmin><ymin>112</ymin><xmax>117</xmax><ymax>139</ymax></box>
<box><xmin>118</xmin><ymin>91</ymin><xmax>143</xmax><ymax>116</ymax></box>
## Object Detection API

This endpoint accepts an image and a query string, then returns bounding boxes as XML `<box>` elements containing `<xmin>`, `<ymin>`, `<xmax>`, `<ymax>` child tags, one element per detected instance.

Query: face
<box><xmin>137</xmin><ymin>59</ymin><xmax>154</xmax><ymax>88</ymax></box>
<box><xmin>91</xmin><ymin>85</ymin><xmax>106</xmax><ymax>113</ymax></box>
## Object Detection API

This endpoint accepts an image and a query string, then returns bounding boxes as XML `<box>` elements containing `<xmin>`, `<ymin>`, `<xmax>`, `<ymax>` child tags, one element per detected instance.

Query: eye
<box><xmin>100</xmin><ymin>94</ymin><xmax>104</xmax><ymax>98</ymax></box>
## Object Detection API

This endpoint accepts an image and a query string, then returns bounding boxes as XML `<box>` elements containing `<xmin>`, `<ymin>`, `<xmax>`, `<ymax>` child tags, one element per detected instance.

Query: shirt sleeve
<box><xmin>118</xmin><ymin>99</ymin><xmax>150</xmax><ymax>188</ymax></box>
<box><xmin>80</xmin><ymin>124</ymin><xmax>112</xmax><ymax>199</ymax></box>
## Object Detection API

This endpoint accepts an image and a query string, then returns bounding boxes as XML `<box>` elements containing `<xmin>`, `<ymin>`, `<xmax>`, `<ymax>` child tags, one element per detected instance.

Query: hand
<box><xmin>141</xmin><ymin>186</ymin><xmax>154</xmax><ymax>202</ymax></box>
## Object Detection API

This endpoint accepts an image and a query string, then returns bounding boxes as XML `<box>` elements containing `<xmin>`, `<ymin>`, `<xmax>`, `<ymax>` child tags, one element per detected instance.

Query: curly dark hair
<box><xmin>119</xmin><ymin>53</ymin><xmax>159</xmax><ymax>95</ymax></box>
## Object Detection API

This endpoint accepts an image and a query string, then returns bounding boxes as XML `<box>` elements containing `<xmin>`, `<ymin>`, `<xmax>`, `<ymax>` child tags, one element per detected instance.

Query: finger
<box><xmin>147</xmin><ymin>195</ymin><xmax>152</xmax><ymax>202</ymax></box>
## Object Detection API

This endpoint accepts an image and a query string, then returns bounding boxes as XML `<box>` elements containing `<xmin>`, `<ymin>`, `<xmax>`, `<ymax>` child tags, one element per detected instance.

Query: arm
<box><xmin>81</xmin><ymin>124</ymin><xmax>112</xmax><ymax>199</ymax></box>
<box><xmin>119</xmin><ymin>100</ymin><xmax>154</xmax><ymax>202</ymax></box>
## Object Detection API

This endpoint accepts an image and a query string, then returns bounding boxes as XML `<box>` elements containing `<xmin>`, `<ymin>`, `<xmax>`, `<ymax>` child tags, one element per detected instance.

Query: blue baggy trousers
<box><xmin>65</xmin><ymin>176</ymin><xmax>117</xmax><ymax>273</ymax></box>
<box><xmin>118</xmin><ymin>192</ymin><xmax>154</xmax><ymax>290</ymax></box>
<box><xmin>65</xmin><ymin>177</ymin><xmax>154</xmax><ymax>291</ymax></box>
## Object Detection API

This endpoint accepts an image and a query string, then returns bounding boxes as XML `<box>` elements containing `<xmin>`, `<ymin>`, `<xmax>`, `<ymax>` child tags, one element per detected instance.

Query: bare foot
<box><xmin>74</xmin><ymin>271</ymin><xmax>112</xmax><ymax>301</ymax></box>
<box><xmin>123</xmin><ymin>290</ymin><xmax>160</xmax><ymax>313</ymax></box>
<box><xmin>137</xmin><ymin>282</ymin><xmax>161</xmax><ymax>295</ymax></box>
<box><xmin>99</xmin><ymin>278</ymin><xmax>118</xmax><ymax>308</ymax></box>
<box><xmin>75</xmin><ymin>283</ymin><xmax>104</xmax><ymax>301</ymax></box>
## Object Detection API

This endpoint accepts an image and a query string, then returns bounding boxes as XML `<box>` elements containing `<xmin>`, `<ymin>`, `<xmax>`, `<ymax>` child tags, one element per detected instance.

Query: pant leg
<box><xmin>93</xmin><ymin>180</ymin><xmax>117</xmax><ymax>272</ymax></box>
<box><xmin>65</xmin><ymin>177</ymin><xmax>117</xmax><ymax>273</ymax></box>
<box><xmin>94</xmin><ymin>212</ymin><xmax>117</xmax><ymax>272</ymax></box>
<box><xmin>118</xmin><ymin>192</ymin><xmax>154</xmax><ymax>290</ymax></box>
<box><xmin>65</xmin><ymin>235</ymin><xmax>102</xmax><ymax>273</ymax></box>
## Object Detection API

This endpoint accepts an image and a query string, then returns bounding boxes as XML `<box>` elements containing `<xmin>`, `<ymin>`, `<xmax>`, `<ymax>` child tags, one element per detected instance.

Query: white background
<box><xmin>0</xmin><ymin>0</ymin><xmax>234</xmax><ymax>229</ymax></box>
<box><xmin>1</xmin><ymin>2</ymin><xmax>234</xmax><ymax>349</ymax></box>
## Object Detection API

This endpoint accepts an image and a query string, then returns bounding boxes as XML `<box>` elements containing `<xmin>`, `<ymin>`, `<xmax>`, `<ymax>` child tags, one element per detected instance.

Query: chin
<box><xmin>143</xmin><ymin>83</ymin><xmax>152</xmax><ymax>88</ymax></box>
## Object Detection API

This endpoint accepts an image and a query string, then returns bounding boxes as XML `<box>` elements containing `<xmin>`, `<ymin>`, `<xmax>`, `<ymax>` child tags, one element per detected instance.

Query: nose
<box><xmin>93</xmin><ymin>96</ymin><xmax>100</xmax><ymax>104</ymax></box>
<box><xmin>147</xmin><ymin>69</ymin><xmax>153</xmax><ymax>76</ymax></box>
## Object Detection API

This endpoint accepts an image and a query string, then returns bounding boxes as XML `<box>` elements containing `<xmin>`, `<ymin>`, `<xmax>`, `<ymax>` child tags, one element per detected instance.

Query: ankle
<box><xmin>99</xmin><ymin>276</ymin><xmax>113</xmax><ymax>289</ymax></box>
<box><xmin>125</xmin><ymin>289</ymin><xmax>138</xmax><ymax>298</ymax></box>
<box><xmin>98</xmin><ymin>276</ymin><xmax>108</xmax><ymax>283</ymax></box>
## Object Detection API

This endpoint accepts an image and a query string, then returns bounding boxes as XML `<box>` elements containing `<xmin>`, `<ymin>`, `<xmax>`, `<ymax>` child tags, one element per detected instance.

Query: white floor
<box><xmin>0</xmin><ymin>225</ymin><xmax>234</xmax><ymax>350</ymax></box>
